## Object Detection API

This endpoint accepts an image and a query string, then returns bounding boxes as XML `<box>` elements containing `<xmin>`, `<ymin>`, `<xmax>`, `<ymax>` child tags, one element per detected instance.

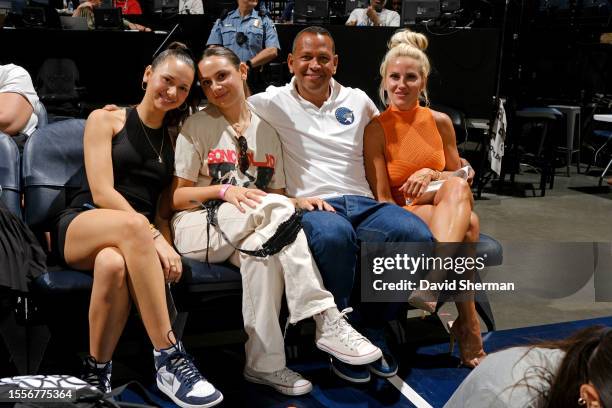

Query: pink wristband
<box><xmin>219</xmin><ymin>184</ymin><xmax>232</xmax><ymax>200</ymax></box>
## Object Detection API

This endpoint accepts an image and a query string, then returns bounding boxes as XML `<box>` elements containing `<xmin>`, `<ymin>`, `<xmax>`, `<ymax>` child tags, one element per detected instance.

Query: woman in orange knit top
<box><xmin>364</xmin><ymin>29</ymin><xmax>485</xmax><ymax>368</ymax></box>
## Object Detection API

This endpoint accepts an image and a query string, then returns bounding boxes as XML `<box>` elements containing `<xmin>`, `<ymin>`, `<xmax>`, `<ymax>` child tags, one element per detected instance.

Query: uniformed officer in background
<box><xmin>206</xmin><ymin>0</ymin><xmax>280</xmax><ymax>94</ymax></box>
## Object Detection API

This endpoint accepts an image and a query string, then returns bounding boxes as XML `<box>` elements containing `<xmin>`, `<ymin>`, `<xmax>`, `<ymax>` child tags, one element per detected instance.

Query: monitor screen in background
<box><xmin>401</xmin><ymin>0</ymin><xmax>440</xmax><ymax>25</ymax></box>
<box><xmin>10</xmin><ymin>0</ymin><xmax>28</xmax><ymax>12</ymax></box>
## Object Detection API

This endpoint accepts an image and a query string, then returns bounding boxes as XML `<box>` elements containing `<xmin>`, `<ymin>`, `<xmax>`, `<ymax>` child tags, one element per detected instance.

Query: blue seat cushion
<box><xmin>31</xmin><ymin>268</ymin><xmax>93</xmax><ymax>294</ymax></box>
<box><xmin>31</xmin><ymin>257</ymin><xmax>242</xmax><ymax>295</ymax></box>
<box><xmin>479</xmin><ymin>233</ymin><xmax>503</xmax><ymax>266</ymax></box>
<box><xmin>31</xmin><ymin>236</ymin><xmax>501</xmax><ymax>294</ymax></box>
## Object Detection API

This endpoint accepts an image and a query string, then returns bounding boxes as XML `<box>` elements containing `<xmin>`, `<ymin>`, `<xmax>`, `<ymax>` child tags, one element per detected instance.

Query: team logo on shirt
<box><xmin>335</xmin><ymin>107</ymin><xmax>354</xmax><ymax>125</ymax></box>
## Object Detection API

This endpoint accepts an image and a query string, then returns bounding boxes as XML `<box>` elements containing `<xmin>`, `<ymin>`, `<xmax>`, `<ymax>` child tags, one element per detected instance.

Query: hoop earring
<box><xmin>578</xmin><ymin>398</ymin><xmax>587</xmax><ymax>406</ymax></box>
<box><xmin>178</xmin><ymin>102</ymin><xmax>188</xmax><ymax>111</ymax></box>
<box><xmin>141</xmin><ymin>81</ymin><xmax>147</xmax><ymax>91</ymax></box>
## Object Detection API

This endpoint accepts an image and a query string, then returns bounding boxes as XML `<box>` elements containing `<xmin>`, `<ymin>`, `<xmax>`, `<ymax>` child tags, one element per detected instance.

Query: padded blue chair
<box><xmin>0</xmin><ymin>132</ymin><xmax>21</xmax><ymax>217</ymax></box>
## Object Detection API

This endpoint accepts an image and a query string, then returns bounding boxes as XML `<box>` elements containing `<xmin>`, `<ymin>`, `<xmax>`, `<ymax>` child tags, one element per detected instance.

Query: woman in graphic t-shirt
<box><xmin>171</xmin><ymin>46</ymin><xmax>382</xmax><ymax>397</ymax></box>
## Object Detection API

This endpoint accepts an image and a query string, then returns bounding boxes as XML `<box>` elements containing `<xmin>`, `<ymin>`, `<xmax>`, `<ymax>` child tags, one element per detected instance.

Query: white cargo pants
<box><xmin>173</xmin><ymin>193</ymin><xmax>336</xmax><ymax>373</ymax></box>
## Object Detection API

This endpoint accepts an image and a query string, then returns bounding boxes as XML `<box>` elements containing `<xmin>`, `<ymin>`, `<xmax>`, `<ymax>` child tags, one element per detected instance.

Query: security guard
<box><xmin>206</xmin><ymin>0</ymin><xmax>280</xmax><ymax>94</ymax></box>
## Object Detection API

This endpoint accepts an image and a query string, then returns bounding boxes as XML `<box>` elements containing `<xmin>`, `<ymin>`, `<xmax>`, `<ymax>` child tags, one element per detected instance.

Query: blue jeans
<box><xmin>301</xmin><ymin>195</ymin><xmax>433</xmax><ymax>327</ymax></box>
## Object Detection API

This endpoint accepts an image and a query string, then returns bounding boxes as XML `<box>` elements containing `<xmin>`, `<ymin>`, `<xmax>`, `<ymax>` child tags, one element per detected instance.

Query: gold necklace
<box><xmin>137</xmin><ymin>113</ymin><xmax>165</xmax><ymax>164</ymax></box>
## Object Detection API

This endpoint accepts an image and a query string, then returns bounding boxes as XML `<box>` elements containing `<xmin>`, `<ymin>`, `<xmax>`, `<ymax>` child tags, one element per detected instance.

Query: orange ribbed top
<box><xmin>376</xmin><ymin>105</ymin><xmax>445</xmax><ymax>206</ymax></box>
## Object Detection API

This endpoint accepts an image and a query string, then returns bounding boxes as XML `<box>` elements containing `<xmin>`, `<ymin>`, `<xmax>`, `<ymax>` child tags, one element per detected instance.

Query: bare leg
<box><xmin>89</xmin><ymin>247</ymin><xmax>131</xmax><ymax>362</ymax></box>
<box><xmin>64</xmin><ymin>209</ymin><xmax>175</xmax><ymax>351</ymax></box>
<box><xmin>412</xmin><ymin>181</ymin><xmax>486</xmax><ymax>367</ymax></box>
<box><xmin>428</xmin><ymin>177</ymin><xmax>473</xmax><ymax>242</ymax></box>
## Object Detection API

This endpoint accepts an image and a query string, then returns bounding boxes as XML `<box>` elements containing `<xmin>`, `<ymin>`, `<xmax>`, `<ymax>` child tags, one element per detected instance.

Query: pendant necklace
<box><xmin>137</xmin><ymin>112</ymin><xmax>165</xmax><ymax>164</ymax></box>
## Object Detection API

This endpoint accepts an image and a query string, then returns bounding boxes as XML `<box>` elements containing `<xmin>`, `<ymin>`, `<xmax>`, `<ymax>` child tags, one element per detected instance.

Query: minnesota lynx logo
<box><xmin>335</xmin><ymin>107</ymin><xmax>354</xmax><ymax>125</ymax></box>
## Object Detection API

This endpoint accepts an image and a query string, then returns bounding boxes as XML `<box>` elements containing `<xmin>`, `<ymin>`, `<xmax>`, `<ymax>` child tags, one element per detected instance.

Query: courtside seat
<box><xmin>181</xmin><ymin>258</ymin><xmax>242</xmax><ymax>292</ymax></box>
<box><xmin>478</xmin><ymin>233</ymin><xmax>503</xmax><ymax>267</ymax></box>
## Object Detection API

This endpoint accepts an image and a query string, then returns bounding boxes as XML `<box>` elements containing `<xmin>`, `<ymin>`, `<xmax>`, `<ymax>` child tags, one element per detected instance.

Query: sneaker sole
<box><xmin>157</xmin><ymin>380</ymin><xmax>223</xmax><ymax>408</ymax></box>
<box><xmin>368</xmin><ymin>364</ymin><xmax>398</xmax><ymax>378</ymax></box>
<box><xmin>331</xmin><ymin>363</ymin><xmax>371</xmax><ymax>383</ymax></box>
<box><xmin>316</xmin><ymin>342</ymin><xmax>383</xmax><ymax>365</ymax></box>
<box><xmin>243</xmin><ymin>372</ymin><xmax>313</xmax><ymax>396</ymax></box>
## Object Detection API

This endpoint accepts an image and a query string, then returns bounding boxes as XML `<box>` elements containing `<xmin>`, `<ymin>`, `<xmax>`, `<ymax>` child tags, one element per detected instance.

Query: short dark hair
<box><xmin>291</xmin><ymin>26</ymin><xmax>336</xmax><ymax>54</ymax></box>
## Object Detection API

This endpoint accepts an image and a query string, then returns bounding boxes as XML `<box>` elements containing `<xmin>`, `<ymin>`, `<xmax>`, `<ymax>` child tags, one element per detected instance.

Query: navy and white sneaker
<box><xmin>81</xmin><ymin>356</ymin><xmax>112</xmax><ymax>394</ymax></box>
<box><xmin>330</xmin><ymin>357</ymin><xmax>371</xmax><ymax>383</ymax></box>
<box><xmin>154</xmin><ymin>342</ymin><xmax>223</xmax><ymax>408</ymax></box>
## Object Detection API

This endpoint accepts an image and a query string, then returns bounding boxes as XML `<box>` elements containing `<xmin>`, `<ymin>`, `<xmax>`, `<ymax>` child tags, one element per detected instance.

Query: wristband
<box><xmin>219</xmin><ymin>184</ymin><xmax>232</xmax><ymax>200</ymax></box>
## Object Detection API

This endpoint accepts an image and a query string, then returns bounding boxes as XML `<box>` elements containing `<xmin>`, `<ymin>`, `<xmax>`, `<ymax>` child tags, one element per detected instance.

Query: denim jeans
<box><xmin>301</xmin><ymin>195</ymin><xmax>434</xmax><ymax>327</ymax></box>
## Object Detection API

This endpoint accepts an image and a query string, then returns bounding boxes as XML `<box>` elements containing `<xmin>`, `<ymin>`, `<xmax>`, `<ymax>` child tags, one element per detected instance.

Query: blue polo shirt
<box><xmin>206</xmin><ymin>9</ymin><xmax>280</xmax><ymax>62</ymax></box>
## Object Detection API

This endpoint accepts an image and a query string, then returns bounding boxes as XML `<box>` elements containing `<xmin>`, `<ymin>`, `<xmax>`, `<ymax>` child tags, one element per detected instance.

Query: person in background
<box><xmin>346</xmin><ymin>0</ymin><xmax>400</xmax><ymax>27</ymax></box>
<box><xmin>281</xmin><ymin>0</ymin><xmax>294</xmax><ymax>22</ymax></box>
<box><xmin>50</xmin><ymin>43</ymin><xmax>223</xmax><ymax>408</ymax></box>
<box><xmin>390</xmin><ymin>0</ymin><xmax>401</xmax><ymax>14</ymax></box>
<box><xmin>114</xmin><ymin>0</ymin><xmax>142</xmax><ymax>14</ymax></box>
<box><xmin>445</xmin><ymin>325</ymin><xmax>612</xmax><ymax>408</ymax></box>
<box><xmin>206</xmin><ymin>0</ymin><xmax>280</xmax><ymax>93</ymax></box>
<box><xmin>179</xmin><ymin>0</ymin><xmax>203</xmax><ymax>14</ymax></box>
<box><xmin>72</xmin><ymin>0</ymin><xmax>150</xmax><ymax>30</ymax></box>
<box><xmin>0</xmin><ymin>63</ymin><xmax>40</xmax><ymax>138</ymax></box>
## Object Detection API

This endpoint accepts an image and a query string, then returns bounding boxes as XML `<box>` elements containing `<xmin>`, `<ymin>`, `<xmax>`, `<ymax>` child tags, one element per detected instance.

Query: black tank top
<box><xmin>69</xmin><ymin>107</ymin><xmax>175</xmax><ymax>221</ymax></box>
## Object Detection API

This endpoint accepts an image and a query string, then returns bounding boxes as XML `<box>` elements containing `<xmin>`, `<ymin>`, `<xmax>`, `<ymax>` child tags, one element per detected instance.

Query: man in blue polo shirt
<box><xmin>206</xmin><ymin>0</ymin><xmax>280</xmax><ymax>93</ymax></box>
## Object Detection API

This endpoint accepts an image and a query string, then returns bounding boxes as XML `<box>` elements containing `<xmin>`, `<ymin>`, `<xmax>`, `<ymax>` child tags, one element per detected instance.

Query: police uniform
<box><xmin>206</xmin><ymin>8</ymin><xmax>280</xmax><ymax>63</ymax></box>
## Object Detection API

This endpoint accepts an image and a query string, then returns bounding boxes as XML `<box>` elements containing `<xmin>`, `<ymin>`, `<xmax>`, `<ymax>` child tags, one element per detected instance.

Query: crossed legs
<box><xmin>411</xmin><ymin>177</ymin><xmax>486</xmax><ymax>367</ymax></box>
<box><xmin>63</xmin><ymin>209</ymin><xmax>174</xmax><ymax>361</ymax></box>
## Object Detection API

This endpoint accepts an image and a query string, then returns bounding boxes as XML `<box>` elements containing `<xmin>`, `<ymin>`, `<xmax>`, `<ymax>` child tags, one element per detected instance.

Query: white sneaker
<box><xmin>243</xmin><ymin>366</ymin><xmax>313</xmax><ymax>396</ymax></box>
<box><xmin>314</xmin><ymin>307</ymin><xmax>382</xmax><ymax>365</ymax></box>
<box><xmin>154</xmin><ymin>342</ymin><xmax>223</xmax><ymax>408</ymax></box>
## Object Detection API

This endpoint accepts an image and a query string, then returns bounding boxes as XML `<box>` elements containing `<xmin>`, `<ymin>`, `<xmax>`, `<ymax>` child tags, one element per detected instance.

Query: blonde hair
<box><xmin>379</xmin><ymin>29</ymin><xmax>431</xmax><ymax>106</ymax></box>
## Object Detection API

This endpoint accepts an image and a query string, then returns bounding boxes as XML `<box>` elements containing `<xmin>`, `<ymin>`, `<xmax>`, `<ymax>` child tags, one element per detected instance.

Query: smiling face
<box><xmin>288</xmin><ymin>32</ymin><xmax>338</xmax><ymax>104</ymax></box>
<box><xmin>384</xmin><ymin>56</ymin><xmax>426</xmax><ymax>110</ymax></box>
<box><xmin>143</xmin><ymin>57</ymin><xmax>194</xmax><ymax>112</ymax></box>
<box><xmin>198</xmin><ymin>55</ymin><xmax>247</xmax><ymax>109</ymax></box>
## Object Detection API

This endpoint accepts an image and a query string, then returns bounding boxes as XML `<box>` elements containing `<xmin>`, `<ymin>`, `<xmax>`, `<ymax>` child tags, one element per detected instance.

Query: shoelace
<box><xmin>160</xmin><ymin>350</ymin><xmax>204</xmax><ymax>389</ymax></box>
<box><xmin>272</xmin><ymin>367</ymin><xmax>302</xmax><ymax>383</ymax></box>
<box><xmin>328</xmin><ymin>308</ymin><xmax>369</xmax><ymax>351</ymax></box>
<box><xmin>82</xmin><ymin>357</ymin><xmax>111</xmax><ymax>393</ymax></box>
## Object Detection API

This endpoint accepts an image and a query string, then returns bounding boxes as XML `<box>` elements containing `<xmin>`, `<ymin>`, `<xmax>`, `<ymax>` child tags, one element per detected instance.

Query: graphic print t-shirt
<box><xmin>174</xmin><ymin>103</ymin><xmax>285</xmax><ymax>193</ymax></box>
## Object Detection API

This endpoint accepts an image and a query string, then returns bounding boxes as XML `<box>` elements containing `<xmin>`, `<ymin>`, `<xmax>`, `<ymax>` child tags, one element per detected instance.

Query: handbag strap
<box><xmin>198</xmin><ymin>199</ymin><xmax>303</xmax><ymax>259</ymax></box>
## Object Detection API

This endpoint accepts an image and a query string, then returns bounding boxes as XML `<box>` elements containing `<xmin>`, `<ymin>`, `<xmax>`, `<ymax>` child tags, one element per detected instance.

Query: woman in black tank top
<box><xmin>57</xmin><ymin>43</ymin><xmax>223</xmax><ymax>407</ymax></box>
